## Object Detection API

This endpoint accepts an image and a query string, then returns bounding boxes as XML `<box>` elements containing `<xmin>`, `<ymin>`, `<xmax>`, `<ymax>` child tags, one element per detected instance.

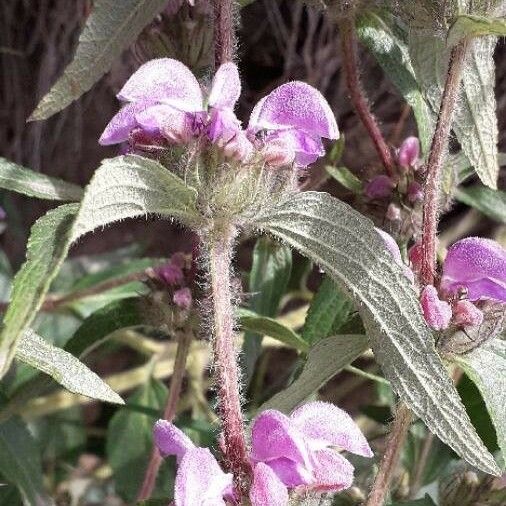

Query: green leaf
<box><xmin>0</xmin><ymin>155</ymin><xmax>196</xmax><ymax>377</ymax></box>
<box><xmin>242</xmin><ymin>237</ymin><xmax>292</xmax><ymax>383</ymax></box>
<box><xmin>453</xmin><ymin>339</ymin><xmax>506</xmax><ymax>467</ymax></box>
<box><xmin>107</xmin><ymin>378</ymin><xmax>173</xmax><ymax>503</ymax></box>
<box><xmin>356</xmin><ymin>10</ymin><xmax>434</xmax><ymax>155</ymax></box>
<box><xmin>260</xmin><ymin>334</ymin><xmax>369</xmax><ymax>413</ymax></box>
<box><xmin>238</xmin><ymin>308</ymin><xmax>308</xmax><ymax>352</ymax></box>
<box><xmin>30</xmin><ymin>0</ymin><xmax>169</xmax><ymax>121</ymax></box>
<box><xmin>254</xmin><ymin>191</ymin><xmax>500</xmax><ymax>475</ymax></box>
<box><xmin>455</xmin><ymin>184</ymin><xmax>506</xmax><ymax>223</ymax></box>
<box><xmin>325</xmin><ymin>166</ymin><xmax>363</xmax><ymax>194</ymax></box>
<box><xmin>448</xmin><ymin>14</ymin><xmax>506</xmax><ymax>47</ymax></box>
<box><xmin>0</xmin><ymin>415</ymin><xmax>52</xmax><ymax>506</ymax></box>
<box><xmin>15</xmin><ymin>329</ymin><xmax>124</xmax><ymax>404</ymax></box>
<box><xmin>0</xmin><ymin>157</ymin><xmax>83</xmax><ymax>201</ymax></box>
<box><xmin>302</xmin><ymin>277</ymin><xmax>353</xmax><ymax>345</ymax></box>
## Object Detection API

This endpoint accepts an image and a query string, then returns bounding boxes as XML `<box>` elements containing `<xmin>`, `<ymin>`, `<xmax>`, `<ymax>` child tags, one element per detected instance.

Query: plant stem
<box><xmin>339</xmin><ymin>16</ymin><xmax>395</xmax><ymax>176</ymax></box>
<box><xmin>365</xmin><ymin>403</ymin><xmax>413</xmax><ymax>506</ymax></box>
<box><xmin>409</xmin><ymin>432</ymin><xmax>434</xmax><ymax>498</ymax></box>
<box><xmin>212</xmin><ymin>0</ymin><xmax>236</xmax><ymax>67</ymax></box>
<box><xmin>205</xmin><ymin>226</ymin><xmax>251</xmax><ymax>495</ymax></box>
<box><xmin>137</xmin><ymin>330</ymin><xmax>193</xmax><ymax>502</ymax></box>
<box><xmin>420</xmin><ymin>40</ymin><xmax>469</xmax><ymax>286</ymax></box>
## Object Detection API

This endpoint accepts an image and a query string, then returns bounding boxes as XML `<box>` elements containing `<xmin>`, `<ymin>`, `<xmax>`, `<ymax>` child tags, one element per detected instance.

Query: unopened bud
<box><xmin>173</xmin><ymin>287</ymin><xmax>192</xmax><ymax>310</ymax></box>
<box><xmin>364</xmin><ymin>175</ymin><xmax>395</xmax><ymax>199</ymax></box>
<box><xmin>407</xmin><ymin>181</ymin><xmax>424</xmax><ymax>203</ymax></box>
<box><xmin>453</xmin><ymin>299</ymin><xmax>484</xmax><ymax>327</ymax></box>
<box><xmin>386</xmin><ymin>203</ymin><xmax>401</xmax><ymax>221</ymax></box>
<box><xmin>420</xmin><ymin>285</ymin><xmax>452</xmax><ymax>330</ymax></box>
<box><xmin>398</xmin><ymin>136</ymin><xmax>420</xmax><ymax>170</ymax></box>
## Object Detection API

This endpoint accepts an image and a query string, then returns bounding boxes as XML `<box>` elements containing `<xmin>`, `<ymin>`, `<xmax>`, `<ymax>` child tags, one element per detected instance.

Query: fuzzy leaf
<box><xmin>356</xmin><ymin>9</ymin><xmax>434</xmax><ymax>155</ymax></box>
<box><xmin>238</xmin><ymin>308</ymin><xmax>308</xmax><ymax>352</ymax></box>
<box><xmin>260</xmin><ymin>334</ymin><xmax>368</xmax><ymax>413</ymax></box>
<box><xmin>448</xmin><ymin>14</ymin><xmax>506</xmax><ymax>47</ymax></box>
<box><xmin>453</xmin><ymin>339</ymin><xmax>506</xmax><ymax>467</ymax></box>
<box><xmin>0</xmin><ymin>157</ymin><xmax>83</xmax><ymax>201</ymax></box>
<box><xmin>0</xmin><ymin>155</ymin><xmax>196</xmax><ymax>378</ymax></box>
<box><xmin>455</xmin><ymin>184</ymin><xmax>506</xmax><ymax>223</ymax></box>
<box><xmin>254</xmin><ymin>191</ymin><xmax>500</xmax><ymax>475</ymax></box>
<box><xmin>29</xmin><ymin>0</ymin><xmax>169</xmax><ymax>121</ymax></box>
<box><xmin>16</xmin><ymin>330</ymin><xmax>124</xmax><ymax>404</ymax></box>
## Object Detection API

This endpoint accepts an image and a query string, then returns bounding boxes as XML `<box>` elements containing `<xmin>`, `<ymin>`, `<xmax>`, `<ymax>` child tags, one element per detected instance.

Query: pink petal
<box><xmin>420</xmin><ymin>285</ymin><xmax>452</xmax><ymax>331</ymax></box>
<box><xmin>249</xmin><ymin>81</ymin><xmax>338</xmax><ymax>139</ymax></box>
<box><xmin>173</xmin><ymin>287</ymin><xmax>192</xmax><ymax>310</ymax></box>
<box><xmin>208</xmin><ymin>108</ymin><xmax>242</xmax><ymax>145</ymax></box>
<box><xmin>452</xmin><ymin>299</ymin><xmax>484</xmax><ymax>327</ymax></box>
<box><xmin>407</xmin><ymin>181</ymin><xmax>424</xmax><ymax>203</ymax></box>
<box><xmin>263</xmin><ymin>129</ymin><xmax>325</xmax><ymax>167</ymax></box>
<box><xmin>309</xmin><ymin>449</ymin><xmax>354</xmax><ymax>493</ymax></box>
<box><xmin>364</xmin><ymin>175</ymin><xmax>395</xmax><ymax>199</ymax></box>
<box><xmin>118</xmin><ymin>58</ymin><xmax>203</xmax><ymax>112</ymax></box>
<box><xmin>174</xmin><ymin>447</ymin><xmax>232</xmax><ymax>506</ymax></box>
<box><xmin>251</xmin><ymin>410</ymin><xmax>310</xmax><ymax>468</ymax></box>
<box><xmin>290</xmin><ymin>401</ymin><xmax>373</xmax><ymax>458</ymax></box>
<box><xmin>156</xmin><ymin>262</ymin><xmax>184</xmax><ymax>286</ymax></box>
<box><xmin>250</xmin><ymin>463</ymin><xmax>289</xmax><ymax>506</ymax></box>
<box><xmin>221</xmin><ymin>130</ymin><xmax>254</xmax><ymax>162</ymax></box>
<box><xmin>264</xmin><ymin>457</ymin><xmax>313</xmax><ymax>487</ymax></box>
<box><xmin>208</xmin><ymin>62</ymin><xmax>241</xmax><ymax>110</ymax></box>
<box><xmin>153</xmin><ymin>420</ymin><xmax>195</xmax><ymax>463</ymax></box>
<box><xmin>440</xmin><ymin>237</ymin><xmax>506</xmax><ymax>302</ymax></box>
<box><xmin>398</xmin><ymin>136</ymin><xmax>420</xmax><ymax>169</ymax></box>
<box><xmin>376</xmin><ymin>229</ymin><xmax>415</xmax><ymax>283</ymax></box>
<box><xmin>99</xmin><ymin>101</ymin><xmax>154</xmax><ymax>145</ymax></box>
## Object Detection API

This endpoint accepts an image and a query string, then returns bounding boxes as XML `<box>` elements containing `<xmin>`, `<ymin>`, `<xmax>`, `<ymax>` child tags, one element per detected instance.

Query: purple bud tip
<box><xmin>420</xmin><ymin>285</ymin><xmax>452</xmax><ymax>331</ymax></box>
<box><xmin>452</xmin><ymin>299</ymin><xmax>484</xmax><ymax>327</ymax></box>
<box><xmin>173</xmin><ymin>287</ymin><xmax>192</xmax><ymax>310</ymax></box>
<box><xmin>364</xmin><ymin>175</ymin><xmax>395</xmax><ymax>199</ymax></box>
<box><xmin>386</xmin><ymin>203</ymin><xmax>401</xmax><ymax>221</ymax></box>
<box><xmin>156</xmin><ymin>263</ymin><xmax>184</xmax><ymax>286</ymax></box>
<box><xmin>407</xmin><ymin>181</ymin><xmax>424</xmax><ymax>203</ymax></box>
<box><xmin>398</xmin><ymin>136</ymin><xmax>420</xmax><ymax>169</ymax></box>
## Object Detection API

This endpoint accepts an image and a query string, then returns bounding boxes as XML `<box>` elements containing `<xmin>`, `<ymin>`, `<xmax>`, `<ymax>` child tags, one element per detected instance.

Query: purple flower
<box><xmin>397</xmin><ymin>136</ymin><xmax>420</xmax><ymax>170</ymax></box>
<box><xmin>375</xmin><ymin>228</ymin><xmax>415</xmax><ymax>283</ymax></box>
<box><xmin>364</xmin><ymin>175</ymin><xmax>395</xmax><ymax>199</ymax></box>
<box><xmin>407</xmin><ymin>181</ymin><xmax>424</xmax><ymax>203</ymax></box>
<box><xmin>440</xmin><ymin>237</ymin><xmax>506</xmax><ymax>302</ymax></box>
<box><xmin>173</xmin><ymin>287</ymin><xmax>192</xmax><ymax>310</ymax></box>
<box><xmin>156</xmin><ymin>262</ymin><xmax>184</xmax><ymax>286</ymax></box>
<box><xmin>250</xmin><ymin>402</ymin><xmax>372</xmax><ymax>496</ymax></box>
<box><xmin>420</xmin><ymin>285</ymin><xmax>452</xmax><ymax>331</ymax></box>
<box><xmin>248</xmin><ymin>82</ymin><xmax>339</xmax><ymax>166</ymax></box>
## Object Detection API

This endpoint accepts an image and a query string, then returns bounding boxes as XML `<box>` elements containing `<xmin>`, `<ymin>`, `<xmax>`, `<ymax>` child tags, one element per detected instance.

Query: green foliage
<box><xmin>448</xmin><ymin>14</ymin><xmax>506</xmax><ymax>47</ymax></box>
<box><xmin>260</xmin><ymin>334</ymin><xmax>369</xmax><ymax>413</ymax></box>
<box><xmin>455</xmin><ymin>184</ymin><xmax>506</xmax><ymax>223</ymax></box>
<box><xmin>30</xmin><ymin>0</ymin><xmax>169</xmax><ymax>121</ymax></box>
<box><xmin>0</xmin><ymin>157</ymin><xmax>83</xmax><ymax>201</ymax></box>
<box><xmin>254</xmin><ymin>191</ymin><xmax>499</xmax><ymax>475</ymax></box>
<box><xmin>15</xmin><ymin>330</ymin><xmax>124</xmax><ymax>404</ymax></box>
<box><xmin>325</xmin><ymin>166</ymin><xmax>363</xmax><ymax>194</ymax></box>
<box><xmin>107</xmin><ymin>378</ymin><xmax>174</xmax><ymax>503</ymax></box>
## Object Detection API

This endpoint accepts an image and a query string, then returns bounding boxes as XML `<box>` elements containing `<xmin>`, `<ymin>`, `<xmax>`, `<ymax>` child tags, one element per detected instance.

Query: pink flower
<box><xmin>173</xmin><ymin>287</ymin><xmax>192</xmax><ymax>310</ymax></box>
<box><xmin>397</xmin><ymin>136</ymin><xmax>420</xmax><ymax>170</ymax></box>
<box><xmin>248</xmin><ymin>82</ymin><xmax>339</xmax><ymax>166</ymax></box>
<box><xmin>364</xmin><ymin>175</ymin><xmax>395</xmax><ymax>199</ymax></box>
<box><xmin>420</xmin><ymin>285</ymin><xmax>452</xmax><ymax>331</ymax></box>
<box><xmin>440</xmin><ymin>237</ymin><xmax>506</xmax><ymax>303</ymax></box>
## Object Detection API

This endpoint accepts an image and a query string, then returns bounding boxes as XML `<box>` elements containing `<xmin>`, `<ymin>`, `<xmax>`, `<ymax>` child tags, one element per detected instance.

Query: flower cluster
<box><xmin>153</xmin><ymin>401</ymin><xmax>372</xmax><ymax>505</ymax></box>
<box><xmin>377</xmin><ymin>230</ymin><xmax>506</xmax><ymax>331</ymax></box>
<box><xmin>99</xmin><ymin>58</ymin><xmax>338</xmax><ymax>168</ymax></box>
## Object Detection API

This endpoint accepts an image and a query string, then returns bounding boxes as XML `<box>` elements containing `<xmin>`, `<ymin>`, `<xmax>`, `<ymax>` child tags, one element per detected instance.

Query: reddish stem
<box><xmin>213</xmin><ymin>0</ymin><xmax>235</xmax><ymax>67</ymax></box>
<box><xmin>339</xmin><ymin>16</ymin><xmax>395</xmax><ymax>176</ymax></box>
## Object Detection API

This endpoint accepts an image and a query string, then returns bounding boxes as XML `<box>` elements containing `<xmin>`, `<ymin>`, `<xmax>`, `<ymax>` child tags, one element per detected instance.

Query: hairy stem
<box><xmin>339</xmin><ymin>16</ymin><xmax>395</xmax><ymax>176</ymax></box>
<box><xmin>205</xmin><ymin>226</ymin><xmax>251</xmax><ymax>495</ymax></box>
<box><xmin>365</xmin><ymin>403</ymin><xmax>413</xmax><ymax>506</ymax></box>
<box><xmin>213</xmin><ymin>0</ymin><xmax>236</xmax><ymax>67</ymax></box>
<box><xmin>420</xmin><ymin>40</ymin><xmax>469</xmax><ymax>286</ymax></box>
<box><xmin>137</xmin><ymin>331</ymin><xmax>193</xmax><ymax>502</ymax></box>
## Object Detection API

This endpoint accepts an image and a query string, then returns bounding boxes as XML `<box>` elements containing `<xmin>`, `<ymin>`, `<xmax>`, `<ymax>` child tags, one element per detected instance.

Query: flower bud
<box><xmin>386</xmin><ymin>203</ymin><xmax>401</xmax><ymax>221</ymax></box>
<box><xmin>420</xmin><ymin>285</ymin><xmax>452</xmax><ymax>330</ymax></box>
<box><xmin>156</xmin><ymin>262</ymin><xmax>184</xmax><ymax>286</ymax></box>
<box><xmin>398</xmin><ymin>136</ymin><xmax>420</xmax><ymax>170</ymax></box>
<box><xmin>452</xmin><ymin>299</ymin><xmax>484</xmax><ymax>327</ymax></box>
<box><xmin>173</xmin><ymin>287</ymin><xmax>192</xmax><ymax>310</ymax></box>
<box><xmin>407</xmin><ymin>181</ymin><xmax>424</xmax><ymax>203</ymax></box>
<box><xmin>364</xmin><ymin>175</ymin><xmax>395</xmax><ymax>199</ymax></box>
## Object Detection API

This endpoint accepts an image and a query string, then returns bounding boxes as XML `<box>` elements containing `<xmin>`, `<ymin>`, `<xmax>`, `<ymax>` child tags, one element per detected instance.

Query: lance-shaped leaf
<box><xmin>453</xmin><ymin>339</ymin><xmax>506</xmax><ymax>467</ymax></box>
<box><xmin>260</xmin><ymin>334</ymin><xmax>369</xmax><ymax>414</ymax></box>
<box><xmin>30</xmin><ymin>0</ymin><xmax>169</xmax><ymax>121</ymax></box>
<box><xmin>0</xmin><ymin>157</ymin><xmax>83</xmax><ymax>201</ymax></box>
<box><xmin>16</xmin><ymin>330</ymin><xmax>124</xmax><ymax>404</ymax></box>
<box><xmin>0</xmin><ymin>155</ymin><xmax>197</xmax><ymax>377</ymax></box>
<box><xmin>455</xmin><ymin>184</ymin><xmax>506</xmax><ymax>223</ymax></box>
<box><xmin>253</xmin><ymin>191</ymin><xmax>500</xmax><ymax>475</ymax></box>
<box><xmin>448</xmin><ymin>14</ymin><xmax>506</xmax><ymax>47</ymax></box>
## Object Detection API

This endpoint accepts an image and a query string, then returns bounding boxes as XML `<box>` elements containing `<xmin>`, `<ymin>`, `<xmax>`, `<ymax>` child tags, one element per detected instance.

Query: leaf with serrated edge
<box><xmin>0</xmin><ymin>155</ymin><xmax>197</xmax><ymax>377</ymax></box>
<box><xmin>16</xmin><ymin>330</ymin><xmax>123</xmax><ymax>404</ymax></box>
<box><xmin>30</xmin><ymin>0</ymin><xmax>169</xmax><ymax>121</ymax></box>
<box><xmin>260</xmin><ymin>334</ymin><xmax>369</xmax><ymax>413</ymax></box>
<box><xmin>253</xmin><ymin>191</ymin><xmax>500</xmax><ymax>475</ymax></box>
<box><xmin>0</xmin><ymin>157</ymin><xmax>83</xmax><ymax>201</ymax></box>
<box><xmin>453</xmin><ymin>339</ymin><xmax>506</xmax><ymax>467</ymax></box>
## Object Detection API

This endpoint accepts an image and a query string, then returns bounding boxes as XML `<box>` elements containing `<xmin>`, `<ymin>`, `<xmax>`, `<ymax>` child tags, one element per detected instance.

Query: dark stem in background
<box><xmin>206</xmin><ymin>228</ymin><xmax>251</xmax><ymax>495</ymax></box>
<box><xmin>420</xmin><ymin>40</ymin><xmax>469</xmax><ymax>286</ymax></box>
<box><xmin>213</xmin><ymin>0</ymin><xmax>236</xmax><ymax>67</ymax></box>
<box><xmin>136</xmin><ymin>330</ymin><xmax>193</xmax><ymax>502</ymax></box>
<box><xmin>339</xmin><ymin>16</ymin><xmax>395</xmax><ymax>176</ymax></box>
<box><xmin>365</xmin><ymin>403</ymin><xmax>413</xmax><ymax>506</ymax></box>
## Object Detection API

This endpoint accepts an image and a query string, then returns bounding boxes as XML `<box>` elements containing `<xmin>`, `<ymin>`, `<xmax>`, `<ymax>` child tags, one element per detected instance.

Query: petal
<box><xmin>309</xmin><ymin>449</ymin><xmax>354</xmax><ymax>493</ymax></box>
<box><xmin>174</xmin><ymin>447</ymin><xmax>232</xmax><ymax>506</ymax></box>
<box><xmin>452</xmin><ymin>299</ymin><xmax>484</xmax><ymax>327</ymax></box>
<box><xmin>136</xmin><ymin>104</ymin><xmax>194</xmax><ymax>143</ymax></box>
<box><xmin>375</xmin><ymin>229</ymin><xmax>415</xmax><ymax>283</ymax></box>
<box><xmin>99</xmin><ymin>101</ymin><xmax>154</xmax><ymax>145</ymax></box>
<box><xmin>397</xmin><ymin>136</ymin><xmax>420</xmax><ymax>169</ymax></box>
<box><xmin>265</xmin><ymin>457</ymin><xmax>313</xmax><ymax>487</ymax></box>
<box><xmin>251</xmin><ymin>410</ymin><xmax>310</xmax><ymax>468</ymax></box>
<box><xmin>248</xmin><ymin>81</ymin><xmax>338</xmax><ymax>139</ymax></box>
<box><xmin>208</xmin><ymin>62</ymin><xmax>241</xmax><ymax>110</ymax></box>
<box><xmin>420</xmin><ymin>285</ymin><xmax>452</xmax><ymax>331</ymax></box>
<box><xmin>153</xmin><ymin>420</ymin><xmax>194</xmax><ymax>463</ymax></box>
<box><xmin>208</xmin><ymin>108</ymin><xmax>242</xmax><ymax>144</ymax></box>
<box><xmin>118</xmin><ymin>58</ymin><xmax>203</xmax><ymax>112</ymax></box>
<box><xmin>364</xmin><ymin>175</ymin><xmax>395</xmax><ymax>199</ymax></box>
<box><xmin>290</xmin><ymin>401</ymin><xmax>373</xmax><ymax>458</ymax></box>
<box><xmin>250</xmin><ymin>463</ymin><xmax>289</xmax><ymax>506</ymax></box>
<box><xmin>264</xmin><ymin>129</ymin><xmax>325</xmax><ymax>167</ymax></box>
<box><xmin>441</xmin><ymin>237</ymin><xmax>506</xmax><ymax>302</ymax></box>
